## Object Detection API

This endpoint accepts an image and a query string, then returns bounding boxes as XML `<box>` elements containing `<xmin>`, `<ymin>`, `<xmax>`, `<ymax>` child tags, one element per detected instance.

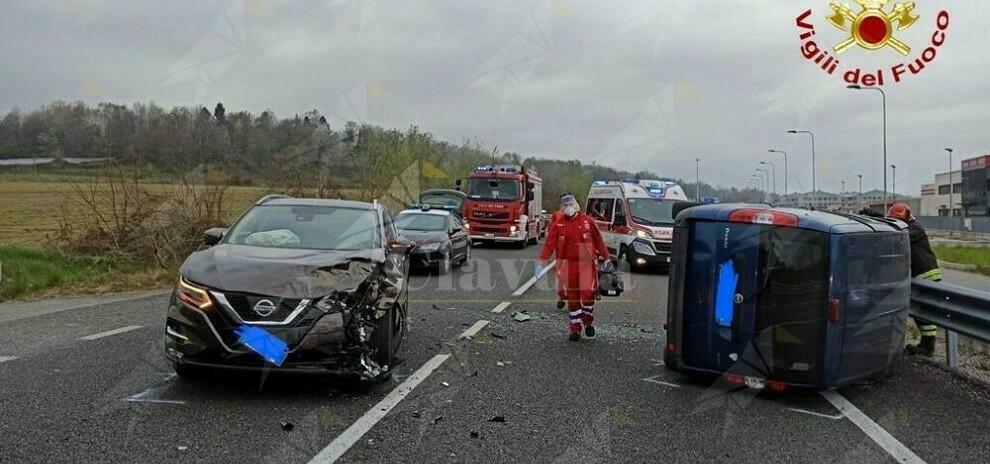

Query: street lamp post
<box><xmin>847</xmin><ymin>85</ymin><xmax>888</xmax><ymax>211</ymax></box>
<box><xmin>841</xmin><ymin>180</ymin><xmax>847</xmax><ymax>211</ymax></box>
<box><xmin>756</xmin><ymin>168</ymin><xmax>771</xmax><ymax>204</ymax></box>
<box><xmin>945</xmin><ymin>148</ymin><xmax>954</xmax><ymax>219</ymax></box>
<box><xmin>890</xmin><ymin>164</ymin><xmax>897</xmax><ymax>198</ymax></box>
<box><xmin>760</xmin><ymin>161</ymin><xmax>777</xmax><ymax>204</ymax></box>
<box><xmin>786</xmin><ymin>130</ymin><xmax>816</xmax><ymax>198</ymax></box>
<box><xmin>858</xmin><ymin>174</ymin><xmax>863</xmax><ymax>210</ymax></box>
<box><xmin>768</xmin><ymin>149</ymin><xmax>788</xmax><ymax>197</ymax></box>
<box><xmin>695</xmin><ymin>158</ymin><xmax>701</xmax><ymax>202</ymax></box>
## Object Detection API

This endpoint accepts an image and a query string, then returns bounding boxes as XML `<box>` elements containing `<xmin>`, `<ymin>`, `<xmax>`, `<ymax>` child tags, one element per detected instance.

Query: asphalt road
<box><xmin>1</xmin><ymin>241</ymin><xmax>989</xmax><ymax>463</ymax></box>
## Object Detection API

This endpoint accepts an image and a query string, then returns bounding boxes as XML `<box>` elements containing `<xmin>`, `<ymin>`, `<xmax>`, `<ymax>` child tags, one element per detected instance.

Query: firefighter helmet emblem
<box><xmin>827</xmin><ymin>0</ymin><xmax>919</xmax><ymax>55</ymax></box>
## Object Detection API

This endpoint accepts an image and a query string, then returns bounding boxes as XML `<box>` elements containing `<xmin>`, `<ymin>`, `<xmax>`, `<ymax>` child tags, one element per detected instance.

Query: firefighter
<box><xmin>536</xmin><ymin>193</ymin><xmax>610</xmax><ymax>341</ymax></box>
<box><xmin>887</xmin><ymin>201</ymin><xmax>942</xmax><ymax>357</ymax></box>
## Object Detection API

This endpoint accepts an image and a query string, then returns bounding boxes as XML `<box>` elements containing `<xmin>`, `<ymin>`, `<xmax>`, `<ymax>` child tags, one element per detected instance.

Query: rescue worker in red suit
<box><xmin>537</xmin><ymin>194</ymin><xmax>610</xmax><ymax>341</ymax></box>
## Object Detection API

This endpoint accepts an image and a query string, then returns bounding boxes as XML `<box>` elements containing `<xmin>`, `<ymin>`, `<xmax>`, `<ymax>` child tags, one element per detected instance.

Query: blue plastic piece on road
<box><xmin>714</xmin><ymin>260</ymin><xmax>738</xmax><ymax>327</ymax></box>
<box><xmin>235</xmin><ymin>325</ymin><xmax>288</xmax><ymax>366</ymax></box>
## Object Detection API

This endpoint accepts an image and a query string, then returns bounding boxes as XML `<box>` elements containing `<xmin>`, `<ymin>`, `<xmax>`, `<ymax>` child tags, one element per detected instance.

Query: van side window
<box><xmin>613</xmin><ymin>202</ymin><xmax>627</xmax><ymax>225</ymax></box>
<box><xmin>587</xmin><ymin>198</ymin><xmax>614</xmax><ymax>222</ymax></box>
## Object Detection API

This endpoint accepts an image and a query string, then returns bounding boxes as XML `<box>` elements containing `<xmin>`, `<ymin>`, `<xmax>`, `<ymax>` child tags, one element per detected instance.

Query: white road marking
<box><xmin>308</xmin><ymin>354</ymin><xmax>451</xmax><ymax>464</ymax></box>
<box><xmin>820</xmin><ymin>391</ymin><xmax>926</xmax><ymax>464</ymax></box>
<box><xmin>491</xmin><ymin>302</ymin><xmax>511</xmax><ymax>313</ymax></box>
<box><xmin>643</xmin><ymin>375</ymin><xmax>681</xmax><ymax>388</ymax></box>
<box><xmin>512</xmin><ymin>260</ymin><xmax>556</xmax><ymax>296</ymax></box>
<box><xmin>0</xmin><ymin>356</ymin><xmax>18</xmax><ymax>363</ymax></box>
<box><xmin>459</xmin><ymin>320</ymin><xmax>491</xmax><ymax>340</ymax></box>
<box><xmin>787</xmin><ymin>407</ymin><xmax>844</xmax><ymax>420</ymax></box>
<box><xmin>79</xmin><ymin>325</ymin><xmax>144</xmax><ymax>341</ymax></box>
<box><xmin>124</xmin><ymin>374</ymin><xmax>185</xmax><ymax>404</ymax></box>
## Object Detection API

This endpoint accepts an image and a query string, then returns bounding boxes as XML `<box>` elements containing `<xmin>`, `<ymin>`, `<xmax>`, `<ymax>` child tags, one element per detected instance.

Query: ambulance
<box><xmin>585</xmin><ymin>179</ymin><xmax>690</xmax><ymax>270</ymax></box>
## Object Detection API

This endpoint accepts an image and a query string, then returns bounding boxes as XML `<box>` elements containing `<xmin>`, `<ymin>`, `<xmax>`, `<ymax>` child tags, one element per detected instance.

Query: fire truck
<box><xmin>585</xmin><ymin>179</ymin><xmax>689</xmax><ymax>270</ymax></box>
<box><xmin>463</xmin><ymin>164</ymin><xmax>543</xmax><ymax>248</ymax></box>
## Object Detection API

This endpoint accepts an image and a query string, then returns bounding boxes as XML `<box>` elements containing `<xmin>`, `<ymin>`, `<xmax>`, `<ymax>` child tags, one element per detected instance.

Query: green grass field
<box><xmin>0</xmin><ymin>247</ymin><xmax>167</xmax><ymax>301</ymax></box>
<box><xmin>933</xmin><ymin>245</ymin><xmax>990</xmax><ymax>277</ymax></box>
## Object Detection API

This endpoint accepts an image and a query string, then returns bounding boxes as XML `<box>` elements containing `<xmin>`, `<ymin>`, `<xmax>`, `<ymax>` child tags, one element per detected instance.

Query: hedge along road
<box><xmin>2</xmin><ymin>242</ymin><xmax>990</xmax><ymax>463</ymax></box>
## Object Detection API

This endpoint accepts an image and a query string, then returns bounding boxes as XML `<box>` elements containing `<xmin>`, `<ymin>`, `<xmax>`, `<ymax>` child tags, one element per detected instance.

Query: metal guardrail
<box><xmin>910</xmin><ymin>278</ymin><xmax>990</xmax><ymax>368</ymax></box>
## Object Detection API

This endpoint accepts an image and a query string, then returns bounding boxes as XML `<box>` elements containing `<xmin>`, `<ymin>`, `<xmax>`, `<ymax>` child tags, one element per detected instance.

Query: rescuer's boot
<box><xmin>556</xmin><ymin>300</ymin><xmax>565</xmax><ymax>310</ymax></box>
<box><xmin>906</xmin><ymin>336</ymin><xmax>935</xmax><ymax>357</ymax></box>
<box><xmin>584</xmin><ymin>325</ymin><xmax>596</xmax><ymax>338</ymax></box>
<box><xmin>569</xmin><ymin>323</ymin><xmax>582</xmax><ymax>341</ymax></box>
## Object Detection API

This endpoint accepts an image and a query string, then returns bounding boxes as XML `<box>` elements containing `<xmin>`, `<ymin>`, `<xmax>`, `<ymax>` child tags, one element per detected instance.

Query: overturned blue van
<box><xmin>664</xmin><ymin>204</ymin><xmax>911</xmax><ymax>391</ymax></box>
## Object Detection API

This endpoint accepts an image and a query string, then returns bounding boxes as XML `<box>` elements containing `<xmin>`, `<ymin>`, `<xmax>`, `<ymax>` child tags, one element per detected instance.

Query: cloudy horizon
<box><xmin>2</xmin><ymin>0</ymin><xmax>987</xmax><ymax>194</ymax></box>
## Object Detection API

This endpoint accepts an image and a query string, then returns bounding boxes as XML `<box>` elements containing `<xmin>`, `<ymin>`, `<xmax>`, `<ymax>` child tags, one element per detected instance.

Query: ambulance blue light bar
<box><xmin>592</xmin><ymin>181</ymin><xmax>608</xmax><ymax>186</ymax></box>
<box><xmin>475</xmin><ymin>165</ymin><xmax>495</xmax><ymax>172</ymax></box>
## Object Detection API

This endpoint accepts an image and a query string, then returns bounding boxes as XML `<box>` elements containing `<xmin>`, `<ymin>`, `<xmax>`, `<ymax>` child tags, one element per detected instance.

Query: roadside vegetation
<box><xmin>0</xmin><ymin>247</ymin><xmax>163</xmax><ymax>301</ymax></box>
<box><xmin>934</xmin><ymin>245</ymin><xmax>990</xmax><ymax>277</ymax></box>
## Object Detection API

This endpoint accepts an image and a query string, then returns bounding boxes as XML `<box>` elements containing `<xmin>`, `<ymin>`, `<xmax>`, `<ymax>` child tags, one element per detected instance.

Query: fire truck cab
<box><xmin>463</xmin><ymin>164</ymin><xmax>543</xmax><ymax>248</ymax></box>
<box><xmin>586</xmin><ymin>179</ymin><xmax>689</xmax><ymax>270</ymax></box>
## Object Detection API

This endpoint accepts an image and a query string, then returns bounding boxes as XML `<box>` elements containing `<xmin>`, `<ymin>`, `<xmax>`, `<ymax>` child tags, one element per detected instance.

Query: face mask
<box><xmin>563</xmin><ymin>205</ymin><xmax>577</xmax><ymax>217</ymax></box>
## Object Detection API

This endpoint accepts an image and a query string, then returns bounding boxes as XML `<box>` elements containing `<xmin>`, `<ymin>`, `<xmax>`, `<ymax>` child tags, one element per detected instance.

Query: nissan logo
<box><xmin>253</xmin><ymin>299</ymin><xmax>277</xmax><ymax>317</ymax></box>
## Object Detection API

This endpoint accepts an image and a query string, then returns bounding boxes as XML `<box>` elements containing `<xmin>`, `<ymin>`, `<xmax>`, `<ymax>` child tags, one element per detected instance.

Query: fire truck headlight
<box><xmin>636</xmin><ymin>230</ymin><xmax>651</xmax><ymax>239</ymax></box>
<box><xmin>509</xmin><ymin>225</ymin><xmax>518</xmax><ymax>233</ymax></box>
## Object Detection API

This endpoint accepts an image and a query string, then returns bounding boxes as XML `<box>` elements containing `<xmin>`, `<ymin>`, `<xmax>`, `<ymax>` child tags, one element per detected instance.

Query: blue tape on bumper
<box><xmin>714</xmin><ymin>260</ymin><xmax>738</xmax><ymax>328</ymax></box>
<box><xmin>235</xmin><ymin>325</ymin><xmax>289</xmax><ymax>366</ymax></box>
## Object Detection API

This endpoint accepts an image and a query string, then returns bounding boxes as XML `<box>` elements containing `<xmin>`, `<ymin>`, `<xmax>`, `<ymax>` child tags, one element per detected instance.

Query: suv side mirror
<box><xmin>204</xmin><ymin>227</ymin><xmax>228</xmax><ymax>246</ymax></box>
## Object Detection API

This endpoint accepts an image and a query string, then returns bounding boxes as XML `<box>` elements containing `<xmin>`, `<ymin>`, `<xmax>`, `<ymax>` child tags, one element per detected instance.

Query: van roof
<box><xmin>675</xmin><ymin>203</ymin><xmax>907</xmax><ymax>234</ymax></box>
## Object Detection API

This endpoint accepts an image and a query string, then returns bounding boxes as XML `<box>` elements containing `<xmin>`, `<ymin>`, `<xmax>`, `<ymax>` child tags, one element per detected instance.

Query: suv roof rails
<box><xmin>256</xmin><ymin>194</ymin><xmax>292</xmax><ymax>205</ymax></box>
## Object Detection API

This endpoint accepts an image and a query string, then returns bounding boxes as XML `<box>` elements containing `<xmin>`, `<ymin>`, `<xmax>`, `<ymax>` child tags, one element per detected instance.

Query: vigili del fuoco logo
<box><xmin>796</xmin><ymin>0</ymin><xmax>949</xmax><ymax>86</ymax></box>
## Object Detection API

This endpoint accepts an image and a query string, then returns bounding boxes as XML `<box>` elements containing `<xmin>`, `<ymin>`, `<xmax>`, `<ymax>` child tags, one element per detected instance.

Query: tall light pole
<box><xmin>945</xmin><ymin>148</ymin><xmax>954</xmax><ymax>218</ymax></box>
<box><xmin>858</xmin><ymin>174</ymin><xmax>863</xmax><ymax>210</ymax></box>
<box><xmin>760</xmin><ymin>161</ymin><xmax>777</xmax><ymax>204</ymax></box>
<box><xmin>769</xmin><ymin>149</ymin><xmax>788</xmax><ymax>197</ymax></box>
<box><xmin>786</xmin><ymin>130</ymin><xmax>816</xmax><ymax>204</ymax></box>
<box><xmin>756</xmin><ymin>168</ymin><xmax>771</xmax><ymax>204</ymax></box>
<box><xmin>841</xmin><ymin>180</ymin><xmax>847</xmax><ymax>211</ymax></box>
<box><xmin>695</xmin><ymin>158</ymin><xmax>701</xmax><ymax>202</ymax></box>
<box><xmin>847</xmin><ymin>84</ymin><xmax>888</xmax><ymax>211</ymax></box>
<box><xmin>890</xmin><ymin>164</ymin><xmax>897</xmax><ymax>198</ymax></box>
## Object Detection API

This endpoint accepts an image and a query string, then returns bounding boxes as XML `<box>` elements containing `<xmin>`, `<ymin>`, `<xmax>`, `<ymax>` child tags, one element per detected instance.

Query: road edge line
<box><xmin>819</xmin><ymin>390</ymin><xmax>926</xmax><ymax>464</ymax></box>
<box><xmin>512</xmin><ymin>260</ymin><xmax>555</xmax><ymax>297</ymax></box>
<box><xmin>308</xmin><ymin>353</ymin><xmax>451</xmax><ymax>464</ymax></box>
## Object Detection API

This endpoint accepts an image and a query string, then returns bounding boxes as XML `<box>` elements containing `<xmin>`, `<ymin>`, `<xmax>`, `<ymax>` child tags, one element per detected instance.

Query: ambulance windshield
<box><xmin>467</xmin><ymin>178</ymin><xmax>520</xmax><ymax>201</ymax></box>
<box><xmin>628</xmin><ymin>198</ymin><xmax>677</xmax><ymax>226</ymax></box>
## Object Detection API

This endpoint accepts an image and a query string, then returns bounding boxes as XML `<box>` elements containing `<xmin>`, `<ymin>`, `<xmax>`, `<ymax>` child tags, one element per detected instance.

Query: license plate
<box><xmin>485</xmin><ymin>233</ymin><xmax>495</xmax><ymax>238</ymax></box>
<box><xmin>234</xmin><ymin>325</ymin><xmax>288</xmax><ymax>366</ymax></box>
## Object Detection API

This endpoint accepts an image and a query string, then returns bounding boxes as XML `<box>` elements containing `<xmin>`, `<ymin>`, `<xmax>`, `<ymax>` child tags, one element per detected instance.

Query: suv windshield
<box><xmin>395</xmin><ymin>213</ymin><xmax>447</xmax><ymax>232</ymax></box>
<box><xmin>628</xmin><ymin>199</ymin><xmax>677</xmax><ymax>226</ymax></box>
<box><xmin>225</xmin><ymin>205</ymin><xmax>380</xmax><ymax>250</ymax></box>
<box><xmin>467</xmin><ymin>178</ymin><xmax>520</xmax><ymax>201</ymax></box>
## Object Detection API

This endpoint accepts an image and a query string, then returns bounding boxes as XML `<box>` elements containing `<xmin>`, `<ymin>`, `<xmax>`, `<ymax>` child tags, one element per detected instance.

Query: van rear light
<box><xmin>666</xmin><ymin>342</ymin><xmax>676</xmax><ymax>352</ymax></box>
<box><xmin>828</xmin><ymin>298</ymin><xmax>841</xmax><ymax>322</ymax></box>
<box><xmin>728</xmin><ymin>209</ymin><xmax>799</xmax><ymax>227</ymax></box>
<box><xmin>767</xmin><ymin>380</ymin><xmax>788</xmax><ymax>393</ymax></box>
<box><xmin>725</xmin><ymin>373</ymin><xmax>745</xmax><ymax>385</ymax></box>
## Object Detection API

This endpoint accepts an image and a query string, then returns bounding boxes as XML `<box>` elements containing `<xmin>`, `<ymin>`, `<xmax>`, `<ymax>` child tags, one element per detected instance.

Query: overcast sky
<box><xmin>2</xmin><ymin>0</ymin><xmax>987</xmax><ymax>194</ymax></box>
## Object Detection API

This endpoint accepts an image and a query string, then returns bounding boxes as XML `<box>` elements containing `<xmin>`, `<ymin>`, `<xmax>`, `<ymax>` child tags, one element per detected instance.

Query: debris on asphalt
<box><xmin>470</xmin><ymin>431</ymin><xmax>480</xmax><ymax>439</ymax></box>
<box><xmin>468</xmin><ymin>370</ymin><xmax>479</xmax><ymax>377</ymax></box>
<box><xmin>489</xmin><ymin>415</ymin><xmax>506</xmax><ymax>423</ymax></box>
<box><xmin>280</xmin><ymin>421</ymin><xmax>294</xmax><ymax>432</ymax></box>
<box><xmin>640</xmin><ymin>327</ymin><xmax>655</xmax><ymax>334</ymax></box>
<box><xmin>433</xmin><ymin>415</ymin><xmax>444</xmax><ymax>424</ymax></box>
<box><xmin>496</xmin><ymin>361</ymin><xmax>505</xmax><ymax>367</ymax></box>
<box><xmin>431</xmin><ymin>304</ymin><xmax>455</xmax><ymax>311</ymax></box>
<box><xmin>177</xmin><ymin>446</ymin><xmax>188</xmax><ymax>451</ymax></box>
<box><xmin>511</xmin><ymin>311</ymin><xmax>531</xmax><ymax>322</ymax></box>
<box><xmin>490</xmin><ymin>332</ymin><xmax>506</xmax><ymax>339</ymax></box>
<box><xmin>441</xmin><ymin>381</ymin><xmax>450</xmax><ymax>387</ymax></box>
<box><xmin>411</xmin><ymin>411</ymin><xmax>421</xmax><ymax>418</ymax></box>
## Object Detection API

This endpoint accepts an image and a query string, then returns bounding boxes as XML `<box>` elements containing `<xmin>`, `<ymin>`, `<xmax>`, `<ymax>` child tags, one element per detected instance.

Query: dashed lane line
<box><xmin>512</xmin><ymin>260</ymin><xmax>556</xmax><ymax>297</ymax></box>
<box><xmin>459</xmin><ymin>320</ymin><xmax>491</xmax><ymax>340</ymax></box>
<box><xmin>79</xmin><ymin>325</ymin><xmax>144</xmax><ymax>341</ymax></box>
<box><xmin>308</xmin><ymin>353</ymin><xmax>452</xmax><ymax>464</ymax></box>
<box><xmin>820</xmin><ymin>390</ymin><xmax>926</xmax><ymax>464</ymax></box>
<box><xmin>491</xmin><ymin>302</ymin><xmax>512</xmax><ymax>313</ymax></box>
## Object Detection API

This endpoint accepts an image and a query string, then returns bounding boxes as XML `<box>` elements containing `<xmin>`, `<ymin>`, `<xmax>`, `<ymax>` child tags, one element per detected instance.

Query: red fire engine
<box><xmin>462</xmin><ymin>164</ymin><xmax>543</xmax><ymax>248</ymax></box>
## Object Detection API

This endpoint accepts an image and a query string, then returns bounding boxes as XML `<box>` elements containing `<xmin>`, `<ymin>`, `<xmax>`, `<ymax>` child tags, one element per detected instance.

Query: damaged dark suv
<box><xmin>164</xmin><ymin>195</ymin><xmax>412</xmax><ymax>381</ymax></box>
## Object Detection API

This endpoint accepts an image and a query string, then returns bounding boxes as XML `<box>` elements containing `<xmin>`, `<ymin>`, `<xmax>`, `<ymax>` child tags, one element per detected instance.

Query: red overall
<box><xmin>538</xmin><ymin>211</ymin><xmax>610</xmax><ymax>333</ymax></box>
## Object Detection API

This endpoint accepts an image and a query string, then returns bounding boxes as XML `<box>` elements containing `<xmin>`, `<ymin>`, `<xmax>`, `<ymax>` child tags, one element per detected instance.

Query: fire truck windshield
<box><xmin>467</xmin><ymin>178</ymin><xmax>520</xmax><ymax>201</ymax></box>
<box><xmin>628</xmin><ymin>198</ymin><xmax>677</xmax><ymax>226</ymax></box>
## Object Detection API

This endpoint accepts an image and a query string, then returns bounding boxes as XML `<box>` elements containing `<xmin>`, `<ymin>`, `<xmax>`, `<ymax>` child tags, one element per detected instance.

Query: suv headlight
<box><xmin>632</xmin><ymin>240</ymin><xmax>656</xmax><ymax>256</ymax></box>
<box><xmin>177</xmin><ymin>276</ymin><xmax>213</xmax><ymax>310</ymax></box>
<box><xmin>419</xmin><ymin>242</ymin><xmax>441</xmax><ymax>252</ymax></box>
